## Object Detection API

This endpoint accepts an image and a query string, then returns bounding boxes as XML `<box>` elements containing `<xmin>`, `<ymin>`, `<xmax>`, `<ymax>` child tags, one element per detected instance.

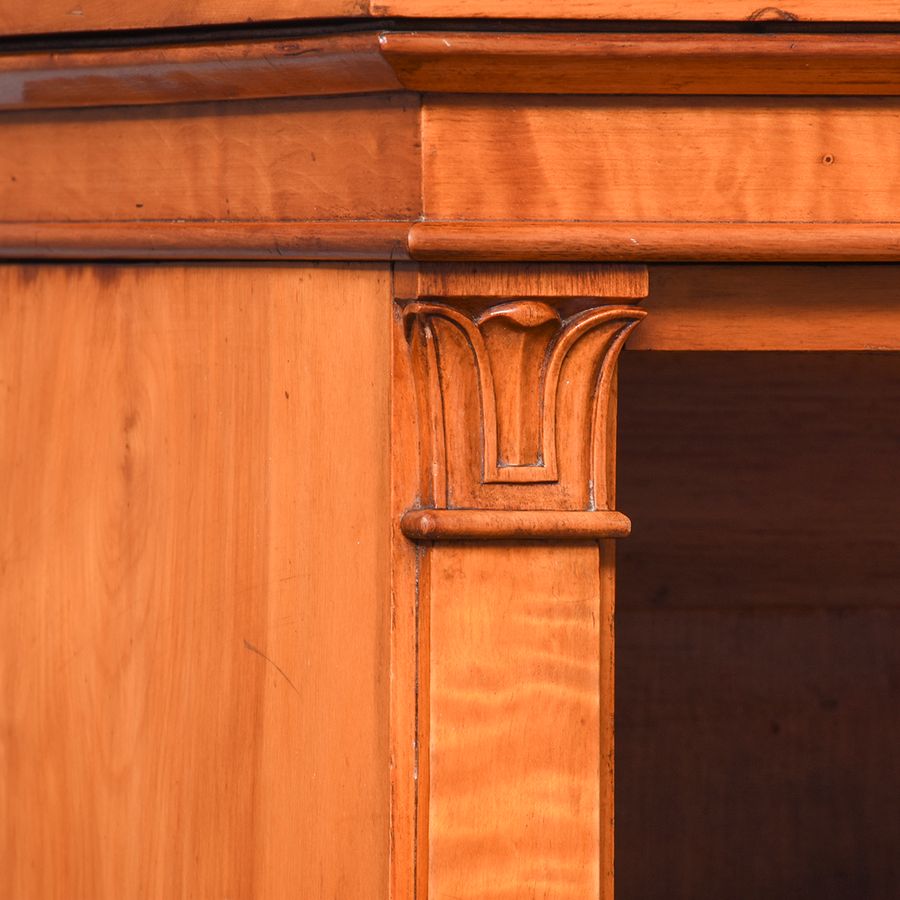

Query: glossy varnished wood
<box><xmin>0</xmin><ymin>0</ymin><xmax>366</xmax><ymax>37</ymax></box>
<box><xmin>0</xmin><ymin>33</ymin><xmax>402</xmax><ymax>112</ymax></box>
<box><xmin>0</xmin><ymin>221</ymin><xmax>412</xmax><ymax>261</ymax></box>
<box><xmin>374</xmin><ymin>0</ymin><xmax>900</xmax><ymax>21</ymax></box>
<box><xmin>394</xmin><ymin>265</ymin><xmax>642</xmax><ymax>899</ymax></box>
<box><xmin>0</xmin><ymin>93</ymin><xmax>419</xmax><ymax>224</ymax></box>
<box><xmin>6</xmin><ymin>0</ymin><xmax>900</xmax><ymax>36</ymax></box>
<box><xmin>383</xmin><ymin>32</ymin><xmax>900</xmax><ymax>96</ymax></box>
<box><xmin>424</xmin><ymin>542</ymin><xmax>611</xmax><ymax>900</ymax></box>
<box><xmin>0</xmin><ymin>263</ymin><xmax>392</xmax><ymax>898</ymax></box>
<box><xmin>394</xmin><ymin>261</ymin><xmax>648</xmax><ymax>300</ymax></box>
<box><xmin>400</xmin><ymin>508</ymin><xmax>632</xmax><ymax>540</ymax></box>
<box><xmin>424</xmin><ymin>96</ymin><xmax>900</xmax><ymax>225</ymax></box>
<box><xmin>9</xmin><ymin>31</ymin><xmax>900</xmax><ymax>115</ymax></box>
<box><xmin>409</xmin><ymin>222</ymin><xmax>900</xmax><ymax>263</ymax></box>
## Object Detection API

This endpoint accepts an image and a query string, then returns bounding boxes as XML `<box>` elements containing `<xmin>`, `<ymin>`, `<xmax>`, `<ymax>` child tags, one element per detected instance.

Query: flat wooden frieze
<box><xmin>397</xmin><ymin>264</ymin><xmax>647</xmax><ymax>541</ymax></box>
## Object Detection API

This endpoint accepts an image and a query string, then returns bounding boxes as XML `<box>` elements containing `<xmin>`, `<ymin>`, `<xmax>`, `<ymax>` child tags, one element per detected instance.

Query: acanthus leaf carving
<box><xmin>403</xmin><ymin>299</ymin><xmax>645</xmax><ymax>517</ymax></box>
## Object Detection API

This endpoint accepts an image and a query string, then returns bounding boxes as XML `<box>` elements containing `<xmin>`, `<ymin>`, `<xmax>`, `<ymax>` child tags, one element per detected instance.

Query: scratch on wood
<box><xmin>243</xmin><ymin>639</ymin><xmax>300</xmax><ymax>694</ymax></box>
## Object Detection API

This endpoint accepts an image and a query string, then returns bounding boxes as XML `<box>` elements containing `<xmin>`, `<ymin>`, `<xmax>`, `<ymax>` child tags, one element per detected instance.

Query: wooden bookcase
<box><xmin>1</xmin><ymin>11</ymin><xmax>898</xmax><ymax>899</ymax></box>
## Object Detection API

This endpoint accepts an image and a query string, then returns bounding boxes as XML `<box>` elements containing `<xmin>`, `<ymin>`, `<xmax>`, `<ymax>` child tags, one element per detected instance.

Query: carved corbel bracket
<box><xmin>396</xmin><ymin>263</ymin><xmax>648</xmax><ymax>540</ymax></box>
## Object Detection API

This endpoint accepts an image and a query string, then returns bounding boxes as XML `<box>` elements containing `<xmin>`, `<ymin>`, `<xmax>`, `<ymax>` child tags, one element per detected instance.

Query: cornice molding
<box><xmin>5</xmin><ymin>29</ymin><xmax>900</xmax><ymax>112</ymax></box>
<box><xmin>381</xmin><ymin>31</ymin><xmax>900</xmax><ymax>97</ymax></box>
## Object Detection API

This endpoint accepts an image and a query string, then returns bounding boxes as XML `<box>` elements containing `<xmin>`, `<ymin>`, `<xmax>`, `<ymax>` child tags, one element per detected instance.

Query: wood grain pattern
<box><xmin>400</xmin><ymin>508</ymin><xmax>632</xmax><ymax>540</ymax></box>
<box><xmin>402</xmin><ymin>298</ymin><xmax>644</xmax><ymax>510</ymax></box>
<box><xmin>424</xmin><ymin>542</ymin><xmax>611</xmax><ymax>900</ymax></box>
<box><xmin>394</xmin><ymin>262</ymin><xmax>648</xmax><ymax>300</ymax></box>
<box><xmin>0</xmin><ymin>221</ymin><xmax>412</xmax><ymax>260</ymax></box>
<box><xmin>616</xmin><ymin>351</ymin><xmax>900</xmax><ymax>899</ymax></box>
<box><xmin>374</xmin><ymin>0</ymin><xmax>900</xmax><ymax>20</ymax></box>
<box><xmin>0</xmin><ymin>33</ymin><xmax>401</xmax><ymax>112</ymax></box>
<box><xmin>395</xmin><ymin>266</ymin><xmax>643</xmax><ymax>900</ymax></box>
<box><xmin>632</xmin><ymin>264</ymin><xmax>900</xmax><ymax>350</ymax></box>
<box><xmin>11</xmin><ymin>30</ymin><xmax>900</xmax><ymax>114</ymax></box>
<box><xmin>0</xmin><ymin>0</ymin><xmax>366</xmax><ymax>37</ymax></box>
<box><xmin>0</xmin><ymin>93</ymin><xmax>419</xmax><ymax>223</ymax></box>
<box><xmin>0</xmin><ymin>263</ymin><xmax>392</xmax><ymax>898</ymax></box>
<box><xmin>409</xmin><ymin>222</ymin><xmax>900</xmax><ymax>263</ymax></box>
<box><xmin>424</xmin><ymin>96</ymin><xmax>900</xmax><ymax>224</ymax></box>
<box><xmin>383</xmin><ymin>32</ymin><xmax>900</xmax><ymax>96</ymax></box>
<box><xmin>6</xmin><ymin>0</ymin><xmax>900</xmax><ymax>34</ymax></box>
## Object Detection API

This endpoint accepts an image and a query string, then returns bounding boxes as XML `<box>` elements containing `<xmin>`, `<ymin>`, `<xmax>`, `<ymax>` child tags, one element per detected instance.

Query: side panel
<box><xmin>0</xmin><ymin>263</ymin><xmax>391</xmax><ymax>898</ymax></box>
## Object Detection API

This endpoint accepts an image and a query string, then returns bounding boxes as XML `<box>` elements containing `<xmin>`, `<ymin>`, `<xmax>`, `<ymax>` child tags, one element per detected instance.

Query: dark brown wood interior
<box><xmin>617</xmin><ymin>350</ymin><xmax>900</xmax><ymax>900</ymax></box>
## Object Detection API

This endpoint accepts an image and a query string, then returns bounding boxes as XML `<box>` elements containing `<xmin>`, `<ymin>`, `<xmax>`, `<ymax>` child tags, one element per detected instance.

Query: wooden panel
<box><xmin>383</xmin><ymin>32</ymin><xmax>900</xmax><ymax>97</ymax></box>
<box><xmin>0</xmin><ymin>33</ymin><xmax>402</xmax><ymax>112</ymax></box>
<box><xmin>0</xmin><ymin>263</ymin><xmax>392</xmax><ymax>898</ymax></box>
<box><xmin>375</xmin><ymin>0</ymin><xmax>900</xmax><ymax>20</ymax></box>
<box><xmin>617</xmin><ymin>351</ymin><xmax>900</xmax><ymax>610</ymax></box>
<box><xmin>424</xmin><ymin>96</ymin><xmax>900</xmax><ymax>224</ymax></box>
<box><xmin>0</xmin><ymin>0</ymin><xmax>365</xmax><ymax>37</ymax></box>
<box><xmin>0</xmin><ymin>93</ymin><xmax>419</xmax><ymax>223</ymax></box>
<box><xmin>633</xmin><ymin>265</ymin><xmax>900</xmax><ymax>350</ymax></box>
<box><xmin>425</xmin><ymin>542</ymin><xmax>613</xmax><ymax>900</ymax></box>
<box><xmin>616</xmin><ymin>350</ymin><xmax>900</xmax><ymax>899</ymax></box>
<box><xmin>617</xmin><ymin>609</ymin><xmax>900</xmax><ymax>900</ymax></box>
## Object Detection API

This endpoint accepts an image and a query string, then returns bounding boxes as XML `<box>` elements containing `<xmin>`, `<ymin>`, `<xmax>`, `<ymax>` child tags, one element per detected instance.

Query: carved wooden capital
<box><xmin>397</xmin><ymin>264</ymin><xmax>647</xmax><ymax>540</ymax></box>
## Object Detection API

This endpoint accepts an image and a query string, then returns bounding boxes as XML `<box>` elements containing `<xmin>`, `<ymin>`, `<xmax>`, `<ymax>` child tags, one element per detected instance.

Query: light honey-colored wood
<box><xmin>424</xmin><ymin>96</ymin><xmax>900</xmax><ymax>224</ymax></box>
<box><xmin>394</xmin><ymin>265</ymin><xmax>643</xmax><ymax>900</ymax></box>
<box><xmin>6</xmin><ymin>0</ymin><xmax>900</xmax><ymax>35</ymax></box>
<box><xmin>424</xmin><ymin>542</ymin><xmax>611</xmax><ymax>900</ymax></box>
<box><xmin>0</xmin><ymin>263</ymin><xmax>392</xmax><ymax>898</ymax></box>
<box><xmin>394</xmin><ymin>262</ymin><xmax>648</xmax><ymax>301</ymax></box>
<box><xmin>400</xmin><ymin>508</ymin><xmax>632</xmax><ymax>540</ymax></box>
<box><xmin>0</xmin><ymin>0</ymin><xmax>366</xmax><ymax>36</ymax></box>
<box><xmin>0</xmin><ymin>93</ymin><xmax>419</xmax><ymax>223</ymax></box>
<box><xmin>373</xmin><ymin>0</ymin><xmax>900</xmax><ymax>21</ymax></box>
<box><xmin>4</xmin><ymin>15</ymin><xmax>900</xmax><ymax>900</ymax></box>
<box><xmin>401</xmin><ymin>298</ymin><xmax>645</xmax><ymax>509</ymax></box>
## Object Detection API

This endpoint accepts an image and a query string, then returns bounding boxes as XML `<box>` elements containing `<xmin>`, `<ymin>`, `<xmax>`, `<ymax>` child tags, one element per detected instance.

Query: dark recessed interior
<box><xmin>616</xmin><ymin>351</ymin><xmax>900</xmax><ymax>900</ymax></box>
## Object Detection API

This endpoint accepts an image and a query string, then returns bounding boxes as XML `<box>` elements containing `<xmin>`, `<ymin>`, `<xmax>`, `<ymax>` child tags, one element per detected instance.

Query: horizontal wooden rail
<box><xmin>0</xmin><ymin>222</ymin><xmax>412</xmax><ymax>260</ymax></box>
<box><xmin>400</xmin><ymin>509</ymin><xmax>632</xmax><ymax>541</ymax></box>
<box><xmin>381</xmin><ymin>32</ymin><xmax>900</xmax><ymax>96</ymax></box>
<box><xmin>409</xmin><ymin>222</ymin><xmax>900</xmax><ymax>262</ymax></box>
<box><xmin>7</xmin><ymin>221</ymin><xmax>900</xmax><ymax>262</ymax></box>
<box><xmin>6</xmin><ymin>221</ymin><xmax>900</xmax><ymax>262</ymax></box>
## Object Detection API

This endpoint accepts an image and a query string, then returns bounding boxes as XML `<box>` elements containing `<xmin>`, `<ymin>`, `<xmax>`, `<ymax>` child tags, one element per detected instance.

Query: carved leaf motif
<box><xmin>403</xmin><ymin>300</ymin><xmax>645</xmax><ymax>507</ymax></box>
